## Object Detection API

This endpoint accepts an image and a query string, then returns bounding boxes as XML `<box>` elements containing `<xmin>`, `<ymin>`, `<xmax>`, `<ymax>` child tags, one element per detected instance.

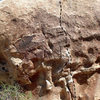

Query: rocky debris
<box><xmin>11</xmin><ymin>57</ymin><xmax>22</xmax><ymax>66</ymax></box>
<box><xmin>45</xmin><ymin>80</ymin><xmax>52</xmax><ymax>91</ymax></box>
<box><xmin>0</xmin><ymin>0</ymin><xmax>100</xmax><ymax>100</ymax></box>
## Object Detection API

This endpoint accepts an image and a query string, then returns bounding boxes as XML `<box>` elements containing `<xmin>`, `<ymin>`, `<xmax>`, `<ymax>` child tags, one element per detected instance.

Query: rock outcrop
<box><xmin>0</xmin><ymin>0</ymin><xmax>100</xmax><ymax>100</ymax></box>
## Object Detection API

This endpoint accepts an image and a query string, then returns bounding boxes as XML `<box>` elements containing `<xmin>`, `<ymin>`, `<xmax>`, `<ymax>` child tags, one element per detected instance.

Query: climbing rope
<box><xmin>59</xmin><ymin>0</ymin><xmax>76</xmax><ymax>100</ymax></box>
<box><xmin>59</xmin><ymin>0</ymin><xmax>72</xmax><ymax>63</ymax></box>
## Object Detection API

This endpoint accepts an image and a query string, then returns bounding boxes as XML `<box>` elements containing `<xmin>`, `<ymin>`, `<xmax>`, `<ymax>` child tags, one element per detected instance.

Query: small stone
<box><xmin>46</xmin><ymin>80</ymin><xmax>52</xmax><ymax>91</ymax></box>
<box><xmin>11</xmin><ymin>57</ymin><xmax>22</xmax><ymax>66</ymax></box>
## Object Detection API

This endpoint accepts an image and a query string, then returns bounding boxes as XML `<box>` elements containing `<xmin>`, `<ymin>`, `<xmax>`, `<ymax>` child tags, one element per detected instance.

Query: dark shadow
<box><xmin>74</xmin><ymin>72</ymin><xmax>95</xmax><ymax>85</ymax></box>
<box><xmin>23</xmin><ymin>72</ymin><xmax>39</xmax><ymax>91</ymax></box>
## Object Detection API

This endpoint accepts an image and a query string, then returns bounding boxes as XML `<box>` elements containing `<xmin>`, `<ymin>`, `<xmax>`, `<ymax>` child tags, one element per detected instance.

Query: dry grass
<box><xmin>0</xmin><ymin>83</ymin><xmax>34</xmax><ymax>100</ymax></box>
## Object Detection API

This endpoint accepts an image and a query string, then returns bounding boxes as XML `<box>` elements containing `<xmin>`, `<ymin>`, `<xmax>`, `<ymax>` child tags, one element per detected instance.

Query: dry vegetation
<box><xmin>0</xmin><ymin>83</ymin><xmax>34</xmax><ymax>100</ymax></box>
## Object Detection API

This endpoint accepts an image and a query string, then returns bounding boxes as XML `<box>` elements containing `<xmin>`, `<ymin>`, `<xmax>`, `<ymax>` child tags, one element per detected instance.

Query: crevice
<box><xmin>74</xmin><ymin>51</ymin><xmax>88</xmax><ymax>58</ymax></box>
<box><xmin>0</xmin><ymin>19</ymin><xmax>4</xmax><ymax>22</ymax></box>
<box><xmin>83</xmin><ymin>60</ymin><xmax>93</xmax><ymax>68</ymax></box>
<box><xmin>23</xmin><ymin>72</ymin><xmax>39</xmax><ymax>91</ymax></box>
<box><xmin>74</xmin><ymin>72</ymin><xmax>94</xmax><ymax>85</ymax></box>
<box><xmin>72</xmin><ymin>34</ymin><xmax>100</xmax><ymax>42</ymax></box>
<box><xmin>0</xmin><ymin>60</ymin><xmax>7</xmax><ymax>66</ymax></box>
<box><xmin>88</xmin><ymin>48</ymin><xmax>94</xmax><ymax>54</ymax></box>
<box><xmin>95</xmin><ymin>56</ymin><xmax>100</xmax><ymax>63</ymax></box>
<box><xmin>82</xmin><ymin>34</ymin><xmax>100</xmax><ymax>41</ymax></box>
<box><xmin>0</xmin><ymin>52</ymin><xmax>7</xmax><ymax>66</ymax></box>
<box><xmin>11</xmin><ymin>18</ymin><xmax>18</xmax><ymax>23</ymax></box>
<box><xmin>48</xmin><ymin>41</ymin><xmax>53</xmax><ymax>50</ymax></box>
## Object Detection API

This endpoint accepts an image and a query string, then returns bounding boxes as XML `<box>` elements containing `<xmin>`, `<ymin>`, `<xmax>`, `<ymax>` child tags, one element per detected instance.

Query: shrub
<box><xmin>0</xmin><ymin>83</ymin><xmax>33</xmax><ymax>100</ymax></box>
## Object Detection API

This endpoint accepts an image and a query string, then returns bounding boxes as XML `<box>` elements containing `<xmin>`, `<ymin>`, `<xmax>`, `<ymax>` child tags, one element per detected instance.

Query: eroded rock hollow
<box><xmin>0</xmin><ymin>0</ymin><xmax>100</xmax><ymax>100</ymax></box>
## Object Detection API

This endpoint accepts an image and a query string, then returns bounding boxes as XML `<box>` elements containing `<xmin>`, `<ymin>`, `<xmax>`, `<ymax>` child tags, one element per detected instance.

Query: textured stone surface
<box><xmin>0</xmin><ymin>0</ymin><xmax>100</xmax><ymax>100</ymax></box>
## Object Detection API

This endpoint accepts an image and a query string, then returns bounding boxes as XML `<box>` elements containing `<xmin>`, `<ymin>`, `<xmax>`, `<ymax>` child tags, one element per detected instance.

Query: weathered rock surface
<box><xmin>0</xmin><ymin>0</ymin><xmax>100</xmax><ymax>100</ymax></box>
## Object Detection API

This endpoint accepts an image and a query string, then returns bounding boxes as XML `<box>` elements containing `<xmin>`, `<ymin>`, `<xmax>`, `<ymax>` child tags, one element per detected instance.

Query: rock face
<box><xmin>0</xmin><ymin>0</ymin><xmax>100</xmax><ymax>100</ymax></box>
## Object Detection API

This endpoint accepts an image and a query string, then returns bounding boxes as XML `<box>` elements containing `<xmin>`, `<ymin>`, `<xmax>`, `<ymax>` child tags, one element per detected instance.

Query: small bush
<box><xmin>0</xmin><ymin>83</ymin><xmax>33</xmax><ymax>100</ymax></box>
